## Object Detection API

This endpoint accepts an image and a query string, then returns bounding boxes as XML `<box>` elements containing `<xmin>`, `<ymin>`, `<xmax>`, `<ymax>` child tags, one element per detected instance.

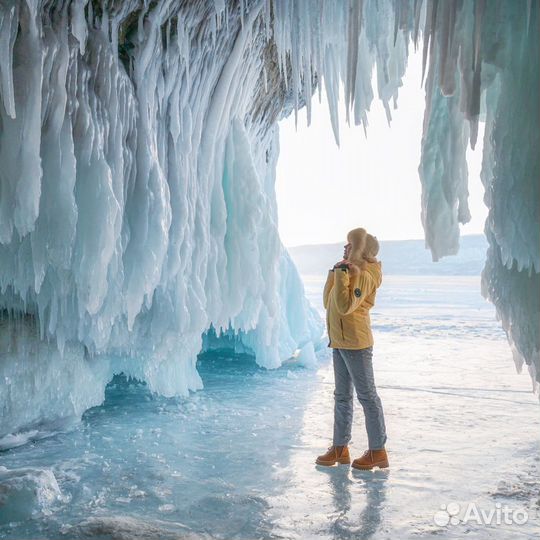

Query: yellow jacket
<box><xmin>323</xmin><ymin>261</ymin><xmax>382</xmax><ymax>349</ymax></box>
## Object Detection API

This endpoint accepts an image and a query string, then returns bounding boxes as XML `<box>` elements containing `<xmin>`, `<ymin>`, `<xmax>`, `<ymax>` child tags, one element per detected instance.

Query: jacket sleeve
<box><xmin>333</xmin><ymin>268</ymin><xmax>375</xmax><ymax>316</ymax></box>
<box><xmin>323</xmin><ymin>269</ymin><xmax>335</xmax><ymax>310</ymax></box>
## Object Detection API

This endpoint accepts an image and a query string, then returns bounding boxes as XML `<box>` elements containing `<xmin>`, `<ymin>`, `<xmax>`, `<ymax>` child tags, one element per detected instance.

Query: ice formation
<box><xmin>0</xmin><ymin>0</ymin><xmax>538</xmax><ymax>438</ymax></box>
<box><xmin>0</xmin><ymin>466</ymin><xmax>65</xmax><ymax>523</ymax></box>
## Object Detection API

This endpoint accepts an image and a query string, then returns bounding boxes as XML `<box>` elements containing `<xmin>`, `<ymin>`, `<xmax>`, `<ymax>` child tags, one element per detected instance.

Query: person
<box><xmin>315</xmin><ymin>227</ymin><xmax>388</xmax><ymax>470</ymax></box>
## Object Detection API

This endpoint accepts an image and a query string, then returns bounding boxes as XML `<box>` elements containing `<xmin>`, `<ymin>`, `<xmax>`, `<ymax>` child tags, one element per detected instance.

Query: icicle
<box><xmin>393</xmin><ymin>0</ymin><xmax>400</xmax><ymax>46</ymax></box>
<box><xmin>214</xmin><ymin>0</ymin><xmax>225</xmax><ymax>20</ymax></box>
<box><xmin>438</xmin><ymin>0</ymin><xmax>457</xmax><ymax>96</ymax></box>
<box><xmin>0</xmin><ymin>2</ymin><xmax>18</xmax><ymax>118</ymax></box>
<box><xmin>421</xmin><ymin>0</ymin><xmax>435</xmax><ymax>86</ymax></box>
<box><xmin>472</xmin><ymin>0</ymin><xmax>485</xmax><ymax>73</ymax></box>
<box><xmin>468</xmin><ymin>0</ymin><xmax>485</xmax><ymax>149</ymax></box>
<box><xmin>70</xmin><ymin>0</ymin><xmax>88</xmax><ymax>56</ymax></box>
<box><xmin>264</xmin><ymin>0</ymin><xmax>271</xmax><ymax>40</ymax></box>
<box><xmin>345</xmin><ymin>0</ymin><xmax>361</xmax><ymax>120</ymax></box>
<box><xmin>413</xmin><ymin>0</ymin><xmax>423</xmax><ymax>49</ymax></box>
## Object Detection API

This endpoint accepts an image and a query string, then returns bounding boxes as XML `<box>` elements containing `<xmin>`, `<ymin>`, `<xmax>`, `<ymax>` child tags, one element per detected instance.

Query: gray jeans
<box><xmin>332</xmin><ymin>347</ymin><xmax>387</xmax><ymax>450</ymax></box>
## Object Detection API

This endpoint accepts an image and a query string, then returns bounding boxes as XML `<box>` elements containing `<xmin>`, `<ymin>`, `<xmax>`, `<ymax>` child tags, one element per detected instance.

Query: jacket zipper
<box><xmin>340</xmin><ymin>319</ymin><xmax>345</xmax><ymax>340</ymax></box>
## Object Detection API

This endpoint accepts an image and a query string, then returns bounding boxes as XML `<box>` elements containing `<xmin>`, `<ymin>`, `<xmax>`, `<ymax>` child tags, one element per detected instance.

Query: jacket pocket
<box><xmin>340</xmin><ymin>319</ymin><xmax>345</xmax><ymax>340</ymax></box>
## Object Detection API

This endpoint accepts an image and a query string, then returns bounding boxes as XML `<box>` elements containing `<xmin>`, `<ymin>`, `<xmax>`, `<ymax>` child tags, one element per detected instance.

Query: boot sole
<box><xmin>351</xmin><ymin>460</ymin><xmax>389</xmax><ymax>470</ymax></box>
<box><xmin>316</xmin><ymin>458</ymin><xmax>351</xmax><ymax>466</ymax></box>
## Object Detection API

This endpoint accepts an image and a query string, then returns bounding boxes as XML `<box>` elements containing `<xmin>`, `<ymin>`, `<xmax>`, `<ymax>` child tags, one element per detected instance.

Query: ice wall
<box><xmin>0</xmin><ymin>0</ymin><xmax>538</xmax><ymax>438</ymax></box>
<box><xmin>0</xmin><ymin>0</ymin><xmax>324</xmax><ymax>439</ymax></box>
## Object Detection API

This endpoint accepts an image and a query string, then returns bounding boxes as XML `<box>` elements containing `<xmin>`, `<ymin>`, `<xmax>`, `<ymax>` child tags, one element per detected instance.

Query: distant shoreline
<box><xmin>285</xmin><ymin>233</ymin><xmax>484</xmax><ymax>251</ymax></box>
<box><xmin>287</xmin><ymin>234</ymin><xmax>488</xmax><ymax>276</ymax></box>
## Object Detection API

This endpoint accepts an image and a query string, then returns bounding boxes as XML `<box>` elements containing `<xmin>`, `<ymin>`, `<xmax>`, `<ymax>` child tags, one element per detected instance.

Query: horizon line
<box><xmin>285</xmin><ymin>232</ymin><xmax>485</xmax><ymax>250</ymax></box>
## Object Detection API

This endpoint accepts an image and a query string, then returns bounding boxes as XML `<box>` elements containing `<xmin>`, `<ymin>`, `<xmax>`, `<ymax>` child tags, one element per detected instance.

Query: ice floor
<box><xmin>0</xmin><ymin>275</ymin><xmax>539</xmax><ymax>539</ymax></box>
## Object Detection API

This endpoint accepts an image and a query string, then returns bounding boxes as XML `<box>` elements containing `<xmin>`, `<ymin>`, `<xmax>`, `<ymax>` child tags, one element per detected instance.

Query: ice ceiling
<box><xmin>0</xmin><ymin>0</ymin><xmax>538</xmax><ymax>437</ymax></box>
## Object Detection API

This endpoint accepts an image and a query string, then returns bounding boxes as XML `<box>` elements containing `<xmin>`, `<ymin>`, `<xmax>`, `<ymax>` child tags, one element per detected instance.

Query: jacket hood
<box><xmin>365</xmin><ymin>260</ymin><xmax>382</xmax><ymax>287</ymax></box>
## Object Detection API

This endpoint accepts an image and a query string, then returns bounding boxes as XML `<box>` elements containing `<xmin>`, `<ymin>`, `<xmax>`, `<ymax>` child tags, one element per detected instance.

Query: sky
<box><xmin>275</xmin><ymin>46</ymin><xmax>487</xmax><ymax>248</ymax></box>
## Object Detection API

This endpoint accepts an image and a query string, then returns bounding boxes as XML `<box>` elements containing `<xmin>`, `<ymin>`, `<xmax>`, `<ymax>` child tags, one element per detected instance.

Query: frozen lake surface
<box><xmin>1</xmin><ymin>275</ymin><xmax>538</xmax><ymax>539</ymax></box>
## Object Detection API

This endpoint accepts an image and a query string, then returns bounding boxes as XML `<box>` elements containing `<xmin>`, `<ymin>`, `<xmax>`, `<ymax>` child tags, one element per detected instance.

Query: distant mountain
<box><xmin>287</xmin><ymin>234</ymin><xmax>488</xmax><ymax>276</ymax></box>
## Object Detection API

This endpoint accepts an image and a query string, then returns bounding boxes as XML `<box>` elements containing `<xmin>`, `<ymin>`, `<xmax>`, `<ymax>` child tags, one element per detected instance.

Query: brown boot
<box><xmin>315</xmin><ymin>445</ymin><xmax>351</xmax><ymax>466</ymax></box>
<box><xmin>351</xmin><ymin>448</ymin><xmax>389</xmax><ymax>470</ymax></box>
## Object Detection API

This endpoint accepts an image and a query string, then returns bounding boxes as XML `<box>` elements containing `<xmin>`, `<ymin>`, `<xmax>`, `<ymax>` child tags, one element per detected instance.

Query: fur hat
<box><xmin>364</xmin><ymin>234</ymin><xmax>379</xmax><ymax>259</ymax></box>
<box><xmin>347</xmin><ymin>228</ymin><xmax>379</xmax><ymax>269</ymax></box>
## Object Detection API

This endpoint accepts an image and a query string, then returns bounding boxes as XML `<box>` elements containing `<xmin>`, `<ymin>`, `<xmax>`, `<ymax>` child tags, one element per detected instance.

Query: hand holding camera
<box><xmin>333</xmin><ymin>259</ymin><xmax>360</xmax><ymax>275</ymax></box>
<box><xmin>333</xmin><ymin>259</ymin><xmax>349</xmax><ymax>269</ymax></box>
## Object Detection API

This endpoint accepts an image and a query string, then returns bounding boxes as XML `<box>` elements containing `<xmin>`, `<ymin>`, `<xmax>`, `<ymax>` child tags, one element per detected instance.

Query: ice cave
<box><xmin>0</xmin><ymin>0</ymin><xmax>538</xmax><ymax>537</ymax></box>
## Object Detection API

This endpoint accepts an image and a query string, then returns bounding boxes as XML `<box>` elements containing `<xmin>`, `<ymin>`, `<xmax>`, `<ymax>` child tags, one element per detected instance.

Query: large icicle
<box><xmin>479</xmin><ymin>1</ymin><xmax>539</xmax><ymax>389</ymax></box>
<box><xmin>413</xmin><ymin>0</ymin><xmax>539</xmax><ymax>387</ymax></box>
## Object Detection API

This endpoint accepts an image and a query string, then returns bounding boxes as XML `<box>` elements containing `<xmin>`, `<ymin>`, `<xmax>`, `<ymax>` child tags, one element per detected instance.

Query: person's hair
<box><xmin>347</xmin><ymin>228</ymin><xmax>379</xmax><ymax>270</ymax></box>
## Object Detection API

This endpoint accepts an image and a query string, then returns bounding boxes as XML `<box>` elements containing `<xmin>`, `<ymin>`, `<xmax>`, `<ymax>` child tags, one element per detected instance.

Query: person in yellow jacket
<box><xmin>316</xmin><ymin>227</ymin><xmax>389</xmax><ymax>470</ymax></box>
